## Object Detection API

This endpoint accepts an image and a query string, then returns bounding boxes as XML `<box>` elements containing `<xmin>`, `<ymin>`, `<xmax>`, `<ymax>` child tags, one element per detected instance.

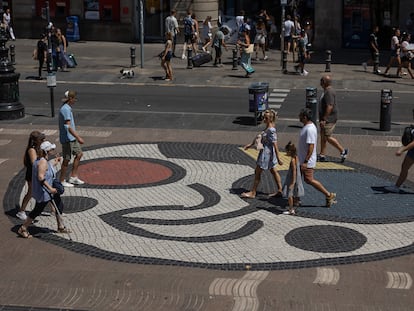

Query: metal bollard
<box><xmin>325</xmin><ymin>50</ymin><xmax>332</xmax><ymax>72</ymax></box>
<box><xmin>232</xmin><ymin>48</ymin><xmax>238</xmax><ymax>70</ymax></box>
<box><xmin>130</xmin><ymin>46</ymin><xmax>136</xmax><ymax>67</ymax></box>
<box><xmin>9</xmin><ymin>44</ymin><xmax>16</xmax><ymax>65</ymax></box>
<box><xmin>187</xmin><ymin>47</ymin><xmax>193</xmax><ymax>69</ymax></box>
<box><xmin>380</xmin><ymin>89</ymin><xmax>392</xmax><ymax>131</ymax></box>
<box><xmin>282</xmin><ymin>50</ymin><xmax>288</xmax><ymax>74</ymax></box>
<box><xmin>373</xmin><ymin>51</ymin><xmax>380</xmax><ymax>74</ymax></box>
<box><xmin>305</xmin><ymin>87</ymin><xmax>318</xmax><ymax>124</ymax></box>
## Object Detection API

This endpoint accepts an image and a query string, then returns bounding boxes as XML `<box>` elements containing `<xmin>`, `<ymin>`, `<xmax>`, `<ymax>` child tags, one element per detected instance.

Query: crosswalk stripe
<box><xmin>269</xmin><ymin>104</ymin><xmax>281</xmax><ymax>109</ymax></box>
<box><xmin>272</xmin><ymin>88</ymin><xmax>290</xmax><ymax>93</ymax></box>
<box><xmin>268</xmin><ymin>97</ymin><xmax>285</xmax><ymax>103</ymax></box>
<box><xmin>386</xmin><ymin>272</ymin><xmax>412</xmax><ymax>289</ymax></box>
<box><xmin>270</xmin><ymin>93</ymin><xmax>288</xmax><ymax>97</ymax></box>
<box><xmin>0</xmin><ymin>139</ymin><xmax>11</xmax><ymax>146</ymax></box>
<box><xmin>313</xmin><ymin>267</ymin><xmax>340</xmax><ymax>285</ymax></box>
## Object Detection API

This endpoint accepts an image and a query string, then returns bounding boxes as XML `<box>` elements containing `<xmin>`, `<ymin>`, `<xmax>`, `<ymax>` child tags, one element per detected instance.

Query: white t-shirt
<box><xmin>284</xmin><ymin>20</ymin><xmax>294</xmax><ymax>37</ymax></box>
<box><xmin>298</xmin><ymin>122</ymin><xmax>318</xmax><ymax>168</ymax></box>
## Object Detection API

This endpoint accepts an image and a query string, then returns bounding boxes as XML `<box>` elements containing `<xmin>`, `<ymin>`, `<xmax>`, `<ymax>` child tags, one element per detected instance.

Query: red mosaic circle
<box><xmin>80</xmin><ymin>159</ymin><xmax>173</xmax><ymax>186</ymax></box>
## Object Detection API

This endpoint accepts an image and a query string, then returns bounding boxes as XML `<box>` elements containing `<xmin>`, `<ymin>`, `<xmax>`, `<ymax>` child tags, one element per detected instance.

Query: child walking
<box><xmin>282</xmin><ymin>141</ymin><xmax>304</xmax><ymax>215</ymax></box>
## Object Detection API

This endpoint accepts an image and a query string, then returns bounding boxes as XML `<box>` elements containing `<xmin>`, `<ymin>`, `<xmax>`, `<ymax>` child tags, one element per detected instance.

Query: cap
<box><xmin>40</xmin><ymin>141</ymin><xmax>56</xmax><ymax>152</ymax></box>
<box><xmin>62</xmin><ymin>90</ymin><xmax>76</xmax><ymax>102</ymax></box>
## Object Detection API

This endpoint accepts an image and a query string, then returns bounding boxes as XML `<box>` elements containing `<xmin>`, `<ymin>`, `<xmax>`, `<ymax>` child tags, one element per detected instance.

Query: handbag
<box><xmin>52</xmin><ymin>179</ymin><xmax>65</xmax><ymax>195</ymax></box>
<box><xmin>244</xmin><ymin>44</ymin><xmax>254</xmax><ymax>54</ymax></box>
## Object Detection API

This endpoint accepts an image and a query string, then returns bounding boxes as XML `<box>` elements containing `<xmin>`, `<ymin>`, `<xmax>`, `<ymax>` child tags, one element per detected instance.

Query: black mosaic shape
<box><xmin>61</xmin><ymin>196</ymin><xmax>98</xmax><ymax>213</ymax></box>
<box><xmin>158</xmin><ymin>142</ymin><xmax>254</xmax><ymax>167</ymax></box>
<box><xmin>99</xmin><ymin>183</ymin><xmax>262</xmax><ymax>242</ymax></box>
<box><xmin>70</xmin><ymin>157</ymin><xmax>186</xmax><ymax>189</ymax></box>
<box><xmin>285</xmin><ymin>225</ymin><xmax>367</xmax><ymax>253</ymax></box>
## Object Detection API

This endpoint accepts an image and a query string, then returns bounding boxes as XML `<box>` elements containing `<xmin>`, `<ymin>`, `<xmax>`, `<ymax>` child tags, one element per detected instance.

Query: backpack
<box><xmin>401</xmin><ymin>125</ymin><xmax>414</xmax><ymax>146</ymax></box>
<box><xmin>183</xmin><ymin>16</ymin><xmax>193</xmax><ymax>35</ymax></box>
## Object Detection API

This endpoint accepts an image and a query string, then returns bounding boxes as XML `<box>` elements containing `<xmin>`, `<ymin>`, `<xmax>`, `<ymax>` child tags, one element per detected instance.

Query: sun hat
<box><xmin>40</xmin><ymin>141</ymin><xmax>56</xmax><ymax>152</ymax></box>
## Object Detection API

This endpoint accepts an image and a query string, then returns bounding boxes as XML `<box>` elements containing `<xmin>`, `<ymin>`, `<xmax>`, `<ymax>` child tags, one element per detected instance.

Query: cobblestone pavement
<box><xmin>0</xmin><ymin>40</ymin><xmax>413</xmax><ymax>310</ymax></box>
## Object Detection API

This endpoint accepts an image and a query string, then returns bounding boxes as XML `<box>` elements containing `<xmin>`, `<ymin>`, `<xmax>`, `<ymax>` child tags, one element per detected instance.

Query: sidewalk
<box><xmin>11</xmin><ymin>39</ymin><xmax>414</xmax><ymax>91</ymax></box>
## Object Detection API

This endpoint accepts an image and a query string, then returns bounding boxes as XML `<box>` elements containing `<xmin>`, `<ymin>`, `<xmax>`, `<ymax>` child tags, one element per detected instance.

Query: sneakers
<box><xmin>61</xmin><ymin>180</ymin><xmax>74</xmax><ymax>188</ymax></box>
<box><xmin>326</xmin><ymin>192</ymin><xmax>337</xmax><ymax>208</ymax></box>
<box><xmin>384</xmin><ymin>185</ymin><xmax>401</xmax><ymax>193</ymax></box>
<box><xmin>362</xmin><ymin>62</ymin><xmax>367</xmax><ymax>71</ymax></box>
<box><xmin>68</xmin><ymin>176</ymin><xmax>85</xmax><ymax>185</ymax></box>
<box><xmin>301</xmin><ymin>70</ymin><xmax>309</xmax><ymax>76</ymax></box>
<box><xmin>318</xmin><ymin>154</ymin><xmax>326</xmax><ymax>162</ymax></box>
<box><xmin>181</xmin><ymin>54</ymin><xmax>187</xmax><ymax>60</ymax></box>
<box><xmin>263</xmin><ymin>55</ymin><xmax>268</xmax><ymax>60</ymax></box>
<box><xmin>340</xmin><ymin>148</ymin><xmax>349</xmax><ymax>163</ymax></box>
<box><xmin>16</xmin><ymin>211</ymin><xmax>27</xmax><ymax>221</ymax></box>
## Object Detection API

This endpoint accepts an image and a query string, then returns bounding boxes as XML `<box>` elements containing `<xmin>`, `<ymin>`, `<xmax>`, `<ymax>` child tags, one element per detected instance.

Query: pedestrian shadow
<box><xmin>372</xmin><ymin>186</ymin><xmax>414</xmax><ymax>194</ymax></box>
<box><xmin>151</xmin><ymin>76</ymin><xmax>166</xmax><ymax>81</ymax></box>
<box><xmin>233</xmin><ymin>116</ymin><xmax>260</xmax><ymax>126</ymax></box>
<box><xmin>25</xmin><ymin>76</ymin><xmax>43</xmax><ymax>80</ymax></box>
<box><xmin>227</xmin><ymin>74</ymin><xmax>252</xmax><ymax>79</ymax></box>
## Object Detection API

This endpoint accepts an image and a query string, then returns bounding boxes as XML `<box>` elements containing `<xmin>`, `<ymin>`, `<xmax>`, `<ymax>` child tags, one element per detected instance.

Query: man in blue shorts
<box><xmin>59</xmin><ymin>90</ymin><xmax>85</xmax><ymax>187</ymax></box>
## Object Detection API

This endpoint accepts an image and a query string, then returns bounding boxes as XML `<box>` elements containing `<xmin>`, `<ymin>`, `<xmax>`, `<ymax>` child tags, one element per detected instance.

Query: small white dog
<box><xmin>120</xmin><ymin>68</ymin><xmax>135</xmax><ymax>79</ymax></box>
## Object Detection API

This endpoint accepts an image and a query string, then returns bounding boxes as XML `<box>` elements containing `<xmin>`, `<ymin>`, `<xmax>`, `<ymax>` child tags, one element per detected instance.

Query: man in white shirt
<box><xmin>298</xmin><ymin>108</ymin><xmax>337</xmax><ymax>207</ymax></box>
<box><xmin>283</xmin><ymin>15</ymin><xmax>294</xmax><ymax>54</ymax></box>
<box><xmin>165</xmin><ymin>9</ymin><xmax>179</xmax><ymax>57</ymax></box>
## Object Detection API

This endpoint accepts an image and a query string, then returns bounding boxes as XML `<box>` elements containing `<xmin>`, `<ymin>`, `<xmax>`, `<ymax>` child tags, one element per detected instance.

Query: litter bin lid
<box><xmin>249</xmin><ymin>82</ymin><xmax>269</xmax><ymax>88</ymax></box>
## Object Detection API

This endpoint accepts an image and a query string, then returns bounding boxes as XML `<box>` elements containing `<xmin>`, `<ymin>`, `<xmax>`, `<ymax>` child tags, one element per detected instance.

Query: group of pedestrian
<box><xmin>16</xmin><ymin>90</ymin><xmax>84</xmax><ymax>238</ymax></box>
<box><xmin>240</xmin><ymin>74</ymin><xmax>350</xmax><ymax>215</ymax></box>
<box><xmin>240</xmin><ymin>107</ymin><xmax>337</xmax><ymax>215</ymax></box>
<box><xmin>33</xmin><ymin>25</ymin><xmax>71</xmax><ymax>79</ymax></box>
<box><xmin>365</xmin><ymin>24</ymin><xmax>414</xmax><ymax>79</ymax></box>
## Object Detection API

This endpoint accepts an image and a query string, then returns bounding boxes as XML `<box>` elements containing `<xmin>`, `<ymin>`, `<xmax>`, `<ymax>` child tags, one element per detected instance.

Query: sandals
<box><xmin>283</xmin><ymin>208</ymin><xmax>296</xmax><ymax>215</ymax></box>
<box><xmin>18</xmin><ymin>226</ymin><xmax>32</xmax><ymax>239</ymax></box>
<box><xmin>57</xmin><ymin>227</ymin><xmax>72</xmax><ymax>234</ymax></box>
<box><xmin>241</xmin><ymin>192</ymin><xmax>256</xmax><ymax>199</ymax></box>
<box><xmin>268</xmin><ymin>191</ymin><xmax>283</xmax><ymax>198</ymax></box>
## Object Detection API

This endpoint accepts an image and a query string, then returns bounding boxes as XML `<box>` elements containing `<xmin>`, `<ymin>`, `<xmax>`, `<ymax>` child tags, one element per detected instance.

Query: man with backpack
<box><xmin>182</xmin><ymin>10</ymin><xmax>195</xmax><ymax>59</ymax></box>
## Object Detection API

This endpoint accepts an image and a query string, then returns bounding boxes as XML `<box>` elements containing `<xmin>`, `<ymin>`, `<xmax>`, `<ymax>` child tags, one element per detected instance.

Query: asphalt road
<box><xmin>17</xmin><ymin>82</ymin><xmax>414</xmax><ymax>130</ymax></box>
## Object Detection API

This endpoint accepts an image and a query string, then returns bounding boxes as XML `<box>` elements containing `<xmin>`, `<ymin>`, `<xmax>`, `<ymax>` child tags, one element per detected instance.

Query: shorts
<box><xmin>301</xmin><ymin>165</ymin><xmax>314</xmax><ymax>184</ymax></box>
<box><xmin>407</xmin><ymin>148</ymin><xmax>414</xmax><ymax>160</ymax></box>
<box><xmin>284</xmin><ymin>35</ymin><xmax>292</xmax><ymax>43</ymax></box>
<box><xmin>62</xmin><ymin>140</ymin><xmax>82</xmax><ymax>161</ymax></box>
<box><xmin>165</xmin><ymin>51</ymin><xmax>172</xmax><ymax>61</ymax></box>
<box><xmin>214</xmin><ymin>46</ymin><xmax>222</xmax><ymax>58</ymax></box>
<box><xmin>321</xmin><ymin>122</ymin><xmax>336</xmax><ymax>137</ymax></box>
<box><xmin>184</xmin><ymin>34</ymin><xmax>195</xmax><ymax>44</ymax></box>
<box><xmin>298</xmin><ymin>54</ymin><xmax>306</xmax><ymax>63</ymax></box>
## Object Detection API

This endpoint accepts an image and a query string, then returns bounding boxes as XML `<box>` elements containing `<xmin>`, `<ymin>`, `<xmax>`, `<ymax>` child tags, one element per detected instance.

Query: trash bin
<box><xmin>249</xmin><ymin>82</ymin><xmax>269</xmax><ymax>113</ymax></box>
<box><xmin>305</xmin><ymin>87</ymin><xmax>318</xmax><ymax>124</ymax></box>
<box><xmin>66</xmin><ymin>16</ymin><xmax>80</xmax><ymax>42</ymax></box>
<box><xmin>380</xmin><ymin>89</ymin><xmax>392</xmax><ymax>131</ymax></box>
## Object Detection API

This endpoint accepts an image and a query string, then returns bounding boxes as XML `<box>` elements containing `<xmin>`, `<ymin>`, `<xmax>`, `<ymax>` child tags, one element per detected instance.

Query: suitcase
<box><xmin>63</xmin><ymin>54</ymin><xmax>75</xmax><ymax>68</ymax></box>
<box><xmin>192</xmin><ymin>52</ymin><xmax>212</xmax><ymax>67</ymax></box>
<box><xmin>68</xmin><ymin>53</ymin><xmax>77</xmax><ymax>66</ymax></box>
<box><xmin>241</xmin><ymin>62</ymin><xmax>255</xmax><ymax>74</ymax></box>
<box><xmin>64</xmin><ymin>53</ymin><xmax>77</xmax><ymax>68</ymax></box>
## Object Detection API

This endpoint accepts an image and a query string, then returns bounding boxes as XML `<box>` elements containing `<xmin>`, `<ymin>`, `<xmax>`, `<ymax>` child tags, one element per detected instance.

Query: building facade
<box><xmin>4</xmin><ymin>0</ymin><xmax>414</xmax><ymax>48</ymax></box>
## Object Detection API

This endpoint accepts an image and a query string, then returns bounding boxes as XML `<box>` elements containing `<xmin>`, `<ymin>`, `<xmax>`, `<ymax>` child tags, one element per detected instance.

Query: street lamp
<box><xmin>281</xmin><ymin>0</ymin><xmax>287</xmax><ymax>65</ymax></box>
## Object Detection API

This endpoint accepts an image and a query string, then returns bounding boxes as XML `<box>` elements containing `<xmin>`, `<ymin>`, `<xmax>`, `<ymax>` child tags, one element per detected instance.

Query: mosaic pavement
<box><xmin>4</xmin><ymin>142</ymin><xmax>414</xmax><ymax>270</ymax></box>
